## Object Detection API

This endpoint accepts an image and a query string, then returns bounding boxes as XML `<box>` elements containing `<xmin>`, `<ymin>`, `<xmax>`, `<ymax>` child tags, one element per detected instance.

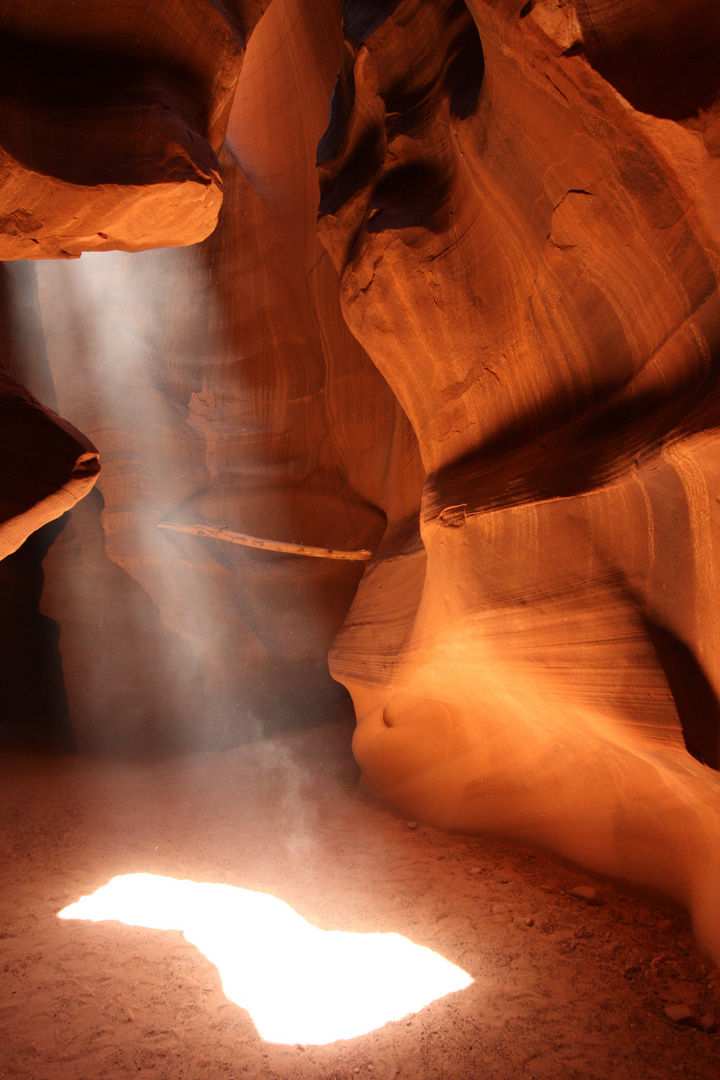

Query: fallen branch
<box><xmin>158</xmin><ymin>520</ymin><xmax>372</xmax><ymax>561</ymax></box>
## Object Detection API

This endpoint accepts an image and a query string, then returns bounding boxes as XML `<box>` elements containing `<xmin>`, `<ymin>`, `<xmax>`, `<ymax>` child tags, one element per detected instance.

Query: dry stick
<box><xmin>158</xmin><ymin>520</ymin><xmax>372</xmax><ymax>561</ymax></box>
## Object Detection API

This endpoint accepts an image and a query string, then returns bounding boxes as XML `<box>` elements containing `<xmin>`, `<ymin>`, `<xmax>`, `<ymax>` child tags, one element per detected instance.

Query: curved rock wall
<box><xmin>0</xmin><ymin>0</ymin><xmax>259</xmax><ymax>257</ymax></box>
<box><xmin>2</xmin><ymin>0</ymin><xmax>422</xmax><ymax>752</ymax></box>
<box><xmin>0</xmin><ymin>265</ymin><xmax>99</xmax><ymax>558</ymax></box>
<box><xmin>2</xmin><ymin>0</ymin><xmax>720</xmax><ymax>964</ymax></box>
<box><xmin>320</xmin><ymin>0</ymin><xmax>720</xmax><ymax>962</ymax></box>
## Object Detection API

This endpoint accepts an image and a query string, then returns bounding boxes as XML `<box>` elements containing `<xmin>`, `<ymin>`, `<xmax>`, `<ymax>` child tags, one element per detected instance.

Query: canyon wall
<box><xmin>321</xmin><ymin>0</ymin><xmax>720</xmax><ymax>962</ymax></box>
<box><xmin>0</xmin><ymin>0</ymin><xmax>422</xmax><ymax>751</ymax></box>
<box><xmin>2</xmin><ymin>0</ymin><xmax>720</xmax><ymax>960</ymax></box>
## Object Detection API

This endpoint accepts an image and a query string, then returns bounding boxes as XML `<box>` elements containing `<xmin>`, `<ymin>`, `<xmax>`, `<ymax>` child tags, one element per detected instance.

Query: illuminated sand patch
<box><xmin>59</xmin><ymin>873</ymin><xmax>473</xmax><ymax>1045</ymax></box>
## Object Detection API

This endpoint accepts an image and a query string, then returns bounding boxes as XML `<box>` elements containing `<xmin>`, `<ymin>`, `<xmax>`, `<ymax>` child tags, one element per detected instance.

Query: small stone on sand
<box><xmin>663</xmin><ymin>1004</ymin><xmax>695</xmax><ymax>1026</ymax></box>
<box><xmin>569</xmin><ymin>885</ymin><xmax>602</xmax><ymax>905</ymax></box>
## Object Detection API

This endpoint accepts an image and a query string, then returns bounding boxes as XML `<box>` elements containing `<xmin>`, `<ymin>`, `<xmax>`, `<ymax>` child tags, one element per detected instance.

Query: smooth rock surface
<box><xmin>2</xmin><ymin>0</ymin><xmax>422</xmax><ymax>751</ymax></box>
<box><xmin>318</xmin><ymin>0</ymin><xmax>720</xmax><ymax>967</ymax></box>
<box><xmin>0</xmin><ymin>357</ymin><xmax>99</xmax><ymax>560</ymax></box>
<box><xmin>0</xmin><ymin>0</ymin><xmax>263</xmax><ymax>258</ymax></box>
<box><xmin>2</xmin><ymin>0</ymin><xmax>720</xmax><ymax>976</ymax></box>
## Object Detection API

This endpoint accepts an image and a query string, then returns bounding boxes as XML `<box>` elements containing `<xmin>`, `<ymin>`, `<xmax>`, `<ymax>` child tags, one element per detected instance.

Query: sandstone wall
<box><xmin>1</xmin><ymin>0</ymin><xmax>720</xmax><ymax>963</ymax></box>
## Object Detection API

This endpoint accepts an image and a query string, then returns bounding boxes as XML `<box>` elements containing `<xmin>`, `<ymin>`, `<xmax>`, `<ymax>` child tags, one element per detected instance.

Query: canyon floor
<box><xmin>1</xmin><ymin>718</ymin><xmax>719</xmax><ymax>1080</ymax></box>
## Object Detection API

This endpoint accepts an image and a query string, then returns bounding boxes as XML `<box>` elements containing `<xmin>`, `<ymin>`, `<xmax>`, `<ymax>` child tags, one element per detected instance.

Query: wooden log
<box><xmin>158</xmin><ymin>520</ymin><xmax>372</xmax><ymax>561</ymax></box>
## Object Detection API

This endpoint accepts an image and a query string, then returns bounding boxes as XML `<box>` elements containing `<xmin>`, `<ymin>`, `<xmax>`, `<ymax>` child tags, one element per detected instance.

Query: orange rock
<box><xmin>3</xmin><ymin>0</ymin><xmax>720</xmax><ymax>975</ymax></box>
<box><xmin>0</xmin><ymin>0</ymin><xmax>262</xmax><ymax>258</ymax></box>
<box><xmin>0</xmin><ymin>360</ymin><xmax>99</xmax><ymax>558</ymax></box>
<box><xmin>14</xmin><ymin>0</ymin><xmax>422</xmax><ymax>751</ymax></box>
<box><xmin>320</xmin><ymin>0</ymin><xmax>720</xmax><ymax>965</ymax></box>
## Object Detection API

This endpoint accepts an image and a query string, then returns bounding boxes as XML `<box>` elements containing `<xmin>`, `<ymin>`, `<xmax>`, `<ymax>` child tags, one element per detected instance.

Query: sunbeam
<box><xmin>59</xmin><ymin>873</ymin><xmax>473</xmax><ymax>1045</ymax></box>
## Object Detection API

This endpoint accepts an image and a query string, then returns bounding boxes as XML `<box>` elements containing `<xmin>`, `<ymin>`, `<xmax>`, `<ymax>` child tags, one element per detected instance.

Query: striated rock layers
<box><xmin>320</xmin><ymin>0</ymin><xmax>720</xmax><ymax>963</ymax></box>
<box><xmin>0</xmin><ymin>0</ymin><xmax>268</xmax><ymax>258</ymax></box>
<box><xmin>0</xmin><ymin>260</ymin><xmax>99</xmax><ymax>559</ymax></box>
<box><xmin>1</xmin><ymin>0</ymin><xmax>422</xmax><ymax>751</ymax></box>
<box><xmin>0</xmin><ymin>360</ymin><xmax>98</xmax><ymax>560</ymax></box>
<box><xmin>3</xmin><ymin>0</ymin><xmax>720</xmax><ymax>963</ymax></box>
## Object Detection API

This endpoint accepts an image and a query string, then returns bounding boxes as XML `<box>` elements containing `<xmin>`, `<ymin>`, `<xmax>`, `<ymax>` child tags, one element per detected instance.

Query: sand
<box><xmin>1</xmin><ymin>720</ymin><xmax>719</xmax><ymax>1079</ymax></box>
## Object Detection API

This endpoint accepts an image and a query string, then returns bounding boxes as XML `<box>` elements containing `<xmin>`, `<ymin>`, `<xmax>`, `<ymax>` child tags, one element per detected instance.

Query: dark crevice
<box><xmin>367</xmin><ymin>160</ymin><xmax>454</xmax><ymax>233</ymax></box>
<box><xmin>575</xmin><ymin>1</ymin><xmax>720</xmax><ymax>121</ymax></box>
<box><xmin>0</xmin><ymin>517</ymin><xmax>74</xmax><ymax>753</ymax></box>
<box><xmin>342</xmin><ymin>0</ymin><xmax>403</xmax><ymax>45</ymax></box>
<box><xmin>0</xmin><ymin>28</ymin><xmax>213</xmax><ymax>184</ymax></box>
<box><xmin>645</xmin><ymin>618</ymin><xmax>720</xmax><ymax>770</ymax></box>
<box><xmin>443</xmin><ymin>18</ymin><xmax>485</xmax><ymax>120</ymax></box>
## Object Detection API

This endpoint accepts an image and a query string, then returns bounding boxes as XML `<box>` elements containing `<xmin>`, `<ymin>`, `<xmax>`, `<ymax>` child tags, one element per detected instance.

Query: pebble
<box><xmin>468</xmin><ymin>867</ymin><xmax>483</xmax><ymax>876</ymax></box>
<box><xmin>698</xmin><ymin>1014</ymin><xmax>718</xmax><ymax>1034</ymax></box>
<box><xmin>664</xmin><ymin>1004</ymin><xmax>696</xmax><ymax>1026</ymax></box>
<box><xmin>525</xmin><ymin>916</ymin><xmax>535</xmax><ymax>927</ymax></box>
<box><xmin>406</xmin><ymin>821</ymin><xmax>419</xmax><ymax>830</ymax></box>
<box><xmin>569</xmin><ymin>885</ymin><xmax>602</xmax><ymax>905</ymax></box>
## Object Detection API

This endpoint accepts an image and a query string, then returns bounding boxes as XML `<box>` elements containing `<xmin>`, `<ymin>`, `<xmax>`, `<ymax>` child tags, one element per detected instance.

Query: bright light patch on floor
<box><xmin>59</xmin><ymin>874</ymin><xmax>472</xmax><ymax>1044</ymax></box>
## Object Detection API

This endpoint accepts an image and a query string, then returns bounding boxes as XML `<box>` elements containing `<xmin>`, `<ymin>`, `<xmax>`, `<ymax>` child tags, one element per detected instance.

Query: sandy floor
<box><xmin>1</xmin><ymin>719</ymin><xmax>719</xmax><ymax>1080</ymax></box>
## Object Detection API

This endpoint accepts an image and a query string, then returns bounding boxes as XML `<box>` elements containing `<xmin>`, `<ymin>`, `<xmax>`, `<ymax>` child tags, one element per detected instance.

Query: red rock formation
<box><xmin>0</xmin><ymin>305</ymin><xmax>99</xmax><ymax>558</ymax></box>
<box><xmin>5</xmin><ymin>0</ymin><xmax>421</xmax><ymax>752</ymax></box>
<box><xmin>319</xmin><ymin>0</ymin><xmax>720</xmax><ymax>963</ymax></box>
<box><xmin>3</xmin><ymin>0</ymin><xmax>720</xmax><ymax>968</ymax></box>
<box><xmin>0</xmin><ymin>0</ymin><xmax>265</xmax><ymax>258</ymax></box>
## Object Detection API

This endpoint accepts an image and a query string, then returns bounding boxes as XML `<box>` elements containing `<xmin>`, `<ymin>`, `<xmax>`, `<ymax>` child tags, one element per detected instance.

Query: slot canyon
<box><xmin>2</xmin><ymin>0</ymin><xmax>720</xmax><ymax>1076</ymax></box>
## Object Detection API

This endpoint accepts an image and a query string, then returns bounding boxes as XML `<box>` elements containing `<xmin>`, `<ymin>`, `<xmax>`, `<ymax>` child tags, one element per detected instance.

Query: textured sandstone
<box><xmin>5</xmin><ymin>0</ymin><xmax>421</xmax><ymax>751</ymax></box>
<box><xmin>3</xmin><ymin>0</ymin><xmax>720</xmax><ymax>972</ymax></box>
<box><xmin>318</xmin><ymin>0</ymin><xmax>720</xmax><ymax>963</ymax></box>
<box><xmin>0</xmin><ymin>355</ymin><xmax>99</xmax><ymax>560</ymax></box>
<box><xmin>0</xmin><ymin>0</ymin><xmax>264</xmax><ymax>258</ymax></box>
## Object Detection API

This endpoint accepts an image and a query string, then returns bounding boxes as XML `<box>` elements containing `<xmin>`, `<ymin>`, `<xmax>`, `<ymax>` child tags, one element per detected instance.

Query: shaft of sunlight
<box><xmin>59</xmin><ymin>873</ymin><xmax>473</xmax><ymax>1045</ymax></box>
